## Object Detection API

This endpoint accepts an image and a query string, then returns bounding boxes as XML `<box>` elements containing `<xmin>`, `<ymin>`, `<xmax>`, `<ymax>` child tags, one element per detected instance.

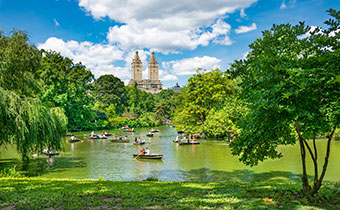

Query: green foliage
<box><xmin>143</xmin><ymin>177</ymin><xmax>159</xmax><ymax>181</ymax></box>
<box><xmin>0</xmin><ymin>88</ymin><xmax>67</xmax><ymax>160</ymax></box>
<box><xmin>173</xmin><ymin>69</ymin><xmax>236</xmax><ymax>135</ymax></box>
<box><xmin>104</xmin><ymin>112</ymin><xmax>156</xmax><ymax>129</ymax></box>
<box><xmin>125</xmin><ymin>86</ymin><xmax>155</xmax><ymax>115</ymax></box>
<box><xmin>229</xmin><ymin>10</ymin><xmax>340</xmax><ymax>195</ymax></box>
<box><xmin>0</xmin><ymin>166</ymin><xmax>23</xmax><ymax>177</ymax></box>
<box><xmin>153</xmin><ymin>89</ymin><xmax>177</xmax><ymax>124</ymax></box>
<box><xmin>39</xmin><ymin>51</ymin><xmax>95</xmax><ymax>130</ymax></box>
<box><xmin>93</xmin><ymin>74</ymin><xmax>127</xmax><ymax>115</ymax></box>
<box><xmin>0</xmin><ymin>30</ymin><xmax>42</xmax><ymax>97</ymax></box>
<box><xmin>230</xmin><ymin>15</ymin><xmax>340</xmax><ymax>166</ymax></box>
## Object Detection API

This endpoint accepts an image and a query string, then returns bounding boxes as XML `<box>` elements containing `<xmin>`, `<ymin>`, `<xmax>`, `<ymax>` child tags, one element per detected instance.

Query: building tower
<box><xmin>131</xmin><ymin>51</ymin><xmax>143</xmax><ymax>81</ymax></box>
<box><xmin>148</xmin><ymin>52</ymin><xmax>159</xmax><ymax>81</ymax></box>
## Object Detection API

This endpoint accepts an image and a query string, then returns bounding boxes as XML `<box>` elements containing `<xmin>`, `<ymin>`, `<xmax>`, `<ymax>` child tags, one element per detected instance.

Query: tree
<box><xmin>93</xmin><ymin>74</ymin><xmax>127</xmax><ymax>116</ymax></box>
<box><xmin>0</xmin><ymin>31</ymin><xmax>67</xmax><ymax>160</ymax></box>
<box><xmin>0</xmin><ymin>88</ymin><xmax>67</xmax><ymax>161</ymax></box>
<box><xmin>230</xmin><ymin>10</ymin><xmax>340</xmax><ymax>195</ymax></box>
<box><xmin>153</xmin><ymin>89</ymin><xmax>177</xmax><ymax>124</ymax></box>
<box><xmin>173</xmin><ymin>69</ymin><xmax>235</xmax><ymax>134</ymax></box>
<box><xmin>39</xmin><ymin>51</ymin><xmax>95</xmax><ymax>130</ymax></box>
<box><xmin>0</xmin><ymin>30</ymin><xmax>41</xmax><ymax>97</ymax></box>
<box><xmin>125</xmin><ymin>85</ymin><xmax>155</xmax><ymax>115</ymax></box>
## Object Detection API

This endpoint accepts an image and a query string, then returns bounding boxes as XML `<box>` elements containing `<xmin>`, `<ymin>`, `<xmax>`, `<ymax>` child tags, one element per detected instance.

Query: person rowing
<box><xmin>145</xmin><ymin>148</ymin><xmax>151</xmax><ymax>155</ymax></box>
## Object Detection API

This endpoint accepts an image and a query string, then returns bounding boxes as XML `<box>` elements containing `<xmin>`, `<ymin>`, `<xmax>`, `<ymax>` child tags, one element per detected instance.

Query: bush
<box><xmin>0</xmin><ymin>166</ymin><xmax>23</xmax><ymax>177</ymax></box>
<box><xmin>143</xmin><ymin>177</ymin><xmax>159</xmax><ymax>181</ymax></box>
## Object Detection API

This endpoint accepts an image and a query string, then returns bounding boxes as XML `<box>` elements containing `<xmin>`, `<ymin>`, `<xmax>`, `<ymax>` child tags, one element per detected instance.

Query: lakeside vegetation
<box><xmin>0</xmin><ymin>8</ymin><xmax>340</xmax><ymax>206</ymax></box>
<box><xmin>1</xmin><ymin>177</ymin><xmax>340</xmax><ymax>210</ymax></box>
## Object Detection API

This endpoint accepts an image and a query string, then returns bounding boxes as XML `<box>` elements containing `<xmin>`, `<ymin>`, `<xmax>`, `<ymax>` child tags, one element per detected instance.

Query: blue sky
<box><xmin>0</xmin><ymin>0</ymin><xmax>339</xmax><ymax>88</ymax></box>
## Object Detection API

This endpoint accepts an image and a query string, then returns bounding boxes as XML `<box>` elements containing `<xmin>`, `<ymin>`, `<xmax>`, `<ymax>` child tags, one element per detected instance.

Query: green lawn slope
<box><xmin>1</xmin><ymin>178</ymin><xmax>339</xmax><ymax>209</ymax></box>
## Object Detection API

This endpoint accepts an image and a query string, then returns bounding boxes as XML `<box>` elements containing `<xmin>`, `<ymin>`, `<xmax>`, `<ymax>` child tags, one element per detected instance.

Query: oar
<box><xmin>134</xmin><ymin>153</ymin><xmax>142</xmax><ymax>159</ymax></box>
<box><xmin>134</xmin><ymin>150</ymin><xmax>144</xmax><ymax>159</ymax></box>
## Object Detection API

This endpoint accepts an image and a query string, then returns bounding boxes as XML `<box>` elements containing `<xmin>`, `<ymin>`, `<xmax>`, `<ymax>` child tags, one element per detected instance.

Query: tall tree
<box><xmin>39</xmin><ymin>51</ymin><xmax>95</xmax><ymax>130</ymax></box>
<box><xmin>0</xmin><ymin>30</ymin><xmax>41</xmax><ymax>97</ymax></box>
<box><xmin>125</xmin><ymin>85</ymin><xmax>155</xmax><ymax>115</ymax></box>
<box><xmin>230</xmin><ymin>10</ymin><xmax>340</xmax><ymax>195</ymax></box>
<box><xmin>93</xmin><ymin>74</ymin><xmax>127</xmax><ymax>116</ymax></box>
<box><xmin>173</xmin><ymin>69</ymin><xmax>234</xmax><ymax>134</ymax></box>
<box><xmin>0</xmin><ymin>31</ymin><xmax>67</xmax><ymax>160</ymax></box>
<box><xmin>153</xmin><ymin>89</ymin><xmax>177</xmax><ymax>124</ymax></box>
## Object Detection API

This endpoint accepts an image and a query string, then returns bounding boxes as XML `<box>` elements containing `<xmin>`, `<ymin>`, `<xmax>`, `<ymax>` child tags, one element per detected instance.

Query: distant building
<box><xmin>128</xmin><ymin>51</ymin><xmax>163</xmax><ymax>94</ymax></box>
<box><xmin>172</xmin><ymin>82</ymin><xmax>181</xmax><ymax>93</ymax></box>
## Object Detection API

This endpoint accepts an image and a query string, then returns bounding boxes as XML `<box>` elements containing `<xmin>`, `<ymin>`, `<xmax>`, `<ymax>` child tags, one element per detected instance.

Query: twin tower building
<box><xmin>128</xmin><ymin>51</ymin><xmax>163</xmax><ymax>94</ymax></box>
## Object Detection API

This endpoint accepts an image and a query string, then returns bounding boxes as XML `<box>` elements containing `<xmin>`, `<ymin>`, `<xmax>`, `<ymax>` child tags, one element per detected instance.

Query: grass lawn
<box><xmin>1</xmin><ymin>178</ymin><xmax>339</xmax><ymax>209</ymax></box>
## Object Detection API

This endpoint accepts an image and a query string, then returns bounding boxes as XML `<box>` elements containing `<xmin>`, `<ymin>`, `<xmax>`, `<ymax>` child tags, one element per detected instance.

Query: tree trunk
<box><xmin>309</xmin><ymin>128</ymin><xmax>336</xmax><ymax>195</ymax></box>
<box><xmin>295</xmin><ymin>121</ymin><xmax>311</xmax><ymax>192</ymax></box>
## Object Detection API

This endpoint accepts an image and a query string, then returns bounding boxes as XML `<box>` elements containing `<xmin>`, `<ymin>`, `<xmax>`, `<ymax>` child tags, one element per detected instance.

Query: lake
<box><xmin>1</xmin><ymin>126</ymin><xmax>340</xmax><ymax>182</ymax></box>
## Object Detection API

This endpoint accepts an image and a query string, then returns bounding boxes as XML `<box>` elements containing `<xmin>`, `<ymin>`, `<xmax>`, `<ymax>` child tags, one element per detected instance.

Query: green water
<box><xmin>1</xmin><ymin>126</ymin><xmax>340</xmax><ymax>182</ymax></box>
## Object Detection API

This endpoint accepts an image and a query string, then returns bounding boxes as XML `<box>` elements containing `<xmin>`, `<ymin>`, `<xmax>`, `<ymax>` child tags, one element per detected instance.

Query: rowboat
<box><xmin>133</xmin><ymin>141</ymin><xmax>145</xmax><ymax>145</ymax></box>
<box><xmin>122</xmin><ymin>129</ymin><xmax>135</xmax><ymax>132</ymax></box>
<box><xmin>42</xmin><ymin>150</ymin><xmax>59</xmax><ymax>156</ymax></box>
<box><xmin>111</xmin><ymin>139</ymin><xmax>129</xmax><ymax>143</ymax></box>
<box><xmin>68</xmin><ymin>139</ymin><xmax>80</xmax><ymax>143</ymax></box>
<box><xmin>88</xmin><ymin>136</ymin><xmax>107</xmax><ymax>139</ymax></box>
<box><xmin>146</xmin><ymin>133</ymin><xmax>153</xmax><ymax>137</ymax></box>
<box><xmin>177</xmin><ymin>141</ymin><xmax>200</xmax><ymax>145</ymax></box>
<box><xmin>150</xmin><ymin>129</ymin><xmax>159</xmax><ymax>133</ymax></box>
<box><xmin>132</xmin><ymin>154</ymin><xmax>163</xmax><ymax>159</ymax></box>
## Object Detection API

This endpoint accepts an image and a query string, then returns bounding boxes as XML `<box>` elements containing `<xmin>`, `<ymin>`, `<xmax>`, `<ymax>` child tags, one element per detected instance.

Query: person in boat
<box><xmin>192</xmin><ymin>137</ymin><xmax>196</xmax><ymax>142</ymax></box>
<box><xmin>139</xmin><ymin>149</ymin><xmax>145</xmax><ymax>155</ymax></box>
<box><xmin>135</xmin><ymin>137</ymin><xmax>138</xmax><ymax>143</ymax></box>
<box><xmin>183</xmin><ymin>136</ymin><xmax>186</xmax><ymax>142</ymax></box>
<box><xmin>145</xmin><ymin>148</ymin><xmax>151</xmax><ymax>155</ymax></box>
<box><xmin>138</xmin><ymin>137</ymin><xmax>142</xmax><ymax>143</ymax></box>
<box><xmin>176</xmin><ymin>136</ymin><xmax>179</xmax><ymax>141</ymax></box>
<box><xmin>125</xmin><ymin>136</ymin><xmax>128</xmax><ymax>140</ymax></box>
<box><xmin>91</xmin><ymin>131</ymin><xmax>95</xmax><ymax>137</ymax></box>
<box><xmin>74</xmin><ymin>136</ymin><xmax>78</xmax><ymax>140</ymax></box>
<box><xmin>71</xmin><ymin>135</ymin><xmax>75</xmax><ymax>140</ymax></box>
<box><xmin>187</xmin><ymin>136</ymin><xmax>191</xmax><ymax>143</ymax></box>
<box><xmin>119</xmin><ymin>136</ymin><xmax>123</xmax><ymax>140</ymax></box>
<box><xmin>148</xmin><ymin>131</ymin><xmax>152</xmax><ymax>135</ymax></box>
<box><xmin>95</xmin><ymin>134</ymin><xmax>99</xmax><ymax>138</ymax></box>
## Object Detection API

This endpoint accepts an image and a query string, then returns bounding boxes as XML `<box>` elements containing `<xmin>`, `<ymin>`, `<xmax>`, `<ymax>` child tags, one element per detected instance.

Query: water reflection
<box><xmin>0</xmin><ymin>126</ymin><xmax>340</xmax><ymax>182</ymax></box>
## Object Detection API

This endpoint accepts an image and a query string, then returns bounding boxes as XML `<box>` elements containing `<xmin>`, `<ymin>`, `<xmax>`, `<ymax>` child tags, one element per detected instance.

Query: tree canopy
<box><xmin>230</xmin><ymin>9</ymin><xmax>340</xmax><ymax>195</ymax></box>
<box><xmin>173</xmin><ymin>69</ymin><xmax>235</xmax><ymax>135</ymax></box>
<box><xmin>0</xmin><ymin>31</ymin><xmax>67</xmax><ymax>160</ymax></box>
<box><xmin>93</xmin><ymin>74</ymin><xmax>127</xmax><ymax>116</ymax></box>
<box><xmin>39</xmin><ymin>51</ymin><xmax>95</xmax><ymax>130</ymax></box>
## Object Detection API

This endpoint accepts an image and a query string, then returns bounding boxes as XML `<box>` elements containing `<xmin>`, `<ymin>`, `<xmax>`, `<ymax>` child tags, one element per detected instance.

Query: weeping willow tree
<box><xmin>0</xmin><ymin>88</ymin><xmax>67</xmax><ymax>160</ymax></box>
<box><xmin>0</xmin><ymin>30</ymin><xmax>67</xmax><ymax>161</ymax></box>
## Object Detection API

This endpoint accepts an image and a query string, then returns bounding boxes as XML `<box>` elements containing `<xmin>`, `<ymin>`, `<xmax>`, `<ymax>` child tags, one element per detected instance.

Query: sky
<box><xmin>0</xmin><ymin>0</ymin><xmax>339</xmax><ymax>88</ymax></box>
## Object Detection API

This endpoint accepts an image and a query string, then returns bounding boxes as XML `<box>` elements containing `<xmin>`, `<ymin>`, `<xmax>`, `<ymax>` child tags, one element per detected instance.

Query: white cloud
<box><xmin>38</xmin><ymin>37</ymin><xmax>128</xmax><ymax>79</ymax></box>
<box><xmin>235</xmin><ymin>23</ymin><xmax>257</xmax><ymax>34</ymax></box>
<box><xmin>53</xmin><ymin>18</ymin><xmax>60</xmax><ymax>26</ymax></box>
<box><xmin>240</xmin><ymin>9</ymin><xmax>246</xmax><ymax>18</ymax></box>
<box><xmin>159</xmin><ymin>70</ymin><xmax>178</xmax><ymax>81</ymax></box>
<box><xmin>280</xmin><ymin>0</ymin><xmax>296</xmax><ymax>9</ymax></box>
<box><xmin>243</xmin><ymin>51</ymin><xmax>249</xmax><ymax>59</ymax></box>
<box><xmin>79</xmin><ymin>0</ymin><xmax>257</xmax><ymax>52</ymax></box>
<box><xmin>280</xmin><ymin>1</ymin><xmax>287</xmax><ymax>9</ymax></box>
<box><xmin>163</xmin><ymin>56</ymin><xmax>221</xmax><ymax>76</ymax></box>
